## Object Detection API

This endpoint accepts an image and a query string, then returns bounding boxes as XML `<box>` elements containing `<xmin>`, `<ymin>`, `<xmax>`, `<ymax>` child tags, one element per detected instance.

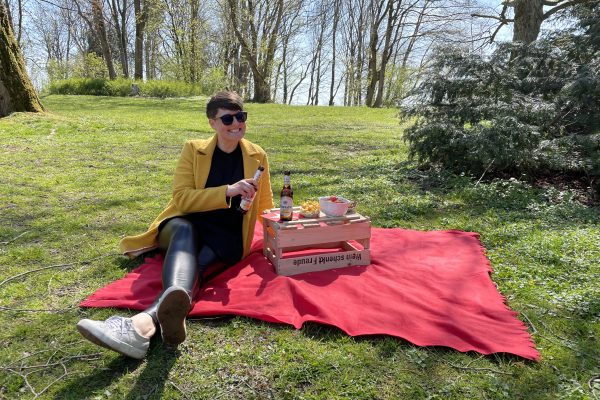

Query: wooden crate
<box><xmin>262</xmin><ymin>208</ymin><xmax>371</xmax><ymax>276</ymax></box>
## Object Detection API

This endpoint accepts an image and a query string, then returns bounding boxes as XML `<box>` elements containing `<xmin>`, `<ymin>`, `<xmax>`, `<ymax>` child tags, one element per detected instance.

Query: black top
<box><xmin>179</xmin><ymin>144</ymin><xmax>245</xmax><ymax>264</ymax></box>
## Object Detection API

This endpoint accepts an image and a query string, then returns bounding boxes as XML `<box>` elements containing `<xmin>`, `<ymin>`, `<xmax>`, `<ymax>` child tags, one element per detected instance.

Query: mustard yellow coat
<box><xmin>120</xmin><ymin>134</ymin><xmax>274</xmax><ymax>258</ymax></box>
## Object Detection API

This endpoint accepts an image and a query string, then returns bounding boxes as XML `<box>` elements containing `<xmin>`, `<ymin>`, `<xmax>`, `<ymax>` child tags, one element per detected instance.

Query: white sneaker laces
<box><xmin>106</xmin><ymin>316</ymin><xmax>132</xmax><ymax>335</ymax></box>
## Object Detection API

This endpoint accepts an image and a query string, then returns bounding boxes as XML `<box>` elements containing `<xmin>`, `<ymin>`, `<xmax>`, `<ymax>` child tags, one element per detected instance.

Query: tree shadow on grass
<box><xmin>297</xmin><ymin>317</ymin><xmax>600</xmax><ymax>398</ymax></box>
<box><xmin>51</xmin><ymin>336</ymin><xmax>179</xmax><ymax>400</ymax></box>
<box><xmin>124</xmin><ymin>343</ymin><xmax>179</xmax><ymax>400</ymax></box>
<box><xmin>392</xmin><ymin>162</ymin><xmax>600</xmax><ymax>228</ymax></box>
<box><xmin>51</xmin><ymin>356</ymin><xmax>143</xmax><ymax>400</ymax></box>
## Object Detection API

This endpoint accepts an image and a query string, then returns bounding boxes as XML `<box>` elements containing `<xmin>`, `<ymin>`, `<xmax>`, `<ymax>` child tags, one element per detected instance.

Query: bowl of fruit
<box><xmin>318</xmin><ymin>196</ymin><xmax>351</xmax><ymax>217</ymax></box>
<box><xmin>299</xmin><ymin>200</ymin><xmax>320</xmax><ymax>218</ymax></box>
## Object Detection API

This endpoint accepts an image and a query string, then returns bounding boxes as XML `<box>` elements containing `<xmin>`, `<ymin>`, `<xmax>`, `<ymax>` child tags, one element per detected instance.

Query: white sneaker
<box><xmin>77</xmin><ymin>316</ymin><xmax>149</xmax><ymax>359</ymax></box>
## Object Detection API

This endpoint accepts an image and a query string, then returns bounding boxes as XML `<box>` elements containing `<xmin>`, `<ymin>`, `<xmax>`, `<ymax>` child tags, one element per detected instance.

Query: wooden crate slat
<box><xmin>276</xmin><ymin>221</ymin><xmax>371</xmax><ymax>248</ymax></box>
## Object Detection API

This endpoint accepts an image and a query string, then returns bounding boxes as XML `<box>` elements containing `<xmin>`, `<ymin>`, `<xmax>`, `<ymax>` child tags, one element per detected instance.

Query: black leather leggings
<box><xmin>143</xmin><ymin>218</ymin><xmax>219</xmax><ymax>322</ymax></box>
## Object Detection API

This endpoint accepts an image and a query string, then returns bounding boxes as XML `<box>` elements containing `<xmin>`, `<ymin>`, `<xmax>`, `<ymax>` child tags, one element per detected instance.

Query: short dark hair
<box><xmin>206</xmin><ymin>91</ymin><xmax>244</xmax><ymax>118</ymax></box>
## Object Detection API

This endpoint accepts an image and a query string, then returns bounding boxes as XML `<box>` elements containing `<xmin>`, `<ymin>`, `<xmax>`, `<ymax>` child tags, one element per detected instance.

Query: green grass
<box><xmin>0</xmin><ymin>95</ymin><xmax>599</xmax><ymax>399</ymax></box>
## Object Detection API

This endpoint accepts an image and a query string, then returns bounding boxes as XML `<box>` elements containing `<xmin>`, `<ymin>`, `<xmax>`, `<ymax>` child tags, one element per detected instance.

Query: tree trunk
<box><xmin>313</xmin><ymin>9</ymin><xmax>325</xmax><ymax>106</ymax></box>
<box><xmin>280</xmin><ymin>31</ymin><xmax>290</xmax><ymax>104</ymax></box>
<box><xmin>144</xmin><ymin>33</ymin><xmax>156</xmax><ymax>80</ymax></box>
<box><xmin>134</xmin><ymin>0</ymin><xmax>146</xmax><ymax>80</ymax></box>
<box><xmin>373</xmin><ymin>62</ymin><xmax>387</xmax><ymax>107</ymax></box>
<box><xmin>373</xmin><ymin>1</ymin><xmax>400</xmax><ymax>108</ymax></box>
<box><xmin>308</xmin><ymin>12</ymin><xmax>325</xmax><ymax>106</ymax></box>
<box><xmin>253</xmin><ymin>80</ymin><xmax>271</xmax><ymax>103</ymax></box>
<box><xmin>91</xmin><ymin>0</ymin><xmax>117</xmax><ymax>79</ymax></box>
<box><xmin>15</xmin><ymin>0</ymin><xmax>22</xmax><ymax>44</ymax></box>
<box><xmin>365</xmin><ymin>0</ymin><xmax>383</xmax><ymax>107</ymax></box>
<box><xmin>3</xmin><ymin>0</ymin><xmax>11</xmax><ymax>31</ymax></box>
<box><xmin>189</xmin><ymin>0</ymin><xmax>199</xmax><ymax>83</ymax></box>
<box><xmin>512</xmin><ymin>0</ymin><xmax>543</xmax><ymax>44</ymax></box>
<box><xmin>119</xmin><ymin>0</ymin><xmax>128</xmax><ymax>77</ymax></box>
<box><xmin>110</xmin><ymin>0</ymin><xmax>128</xmax><ymax>77</ymax></box>
<box><xmin>355</xmin><ymin>2</ymin><xmax>367</xmax><ymax>106</ymax></box>
<box><xmin>364</xmin><ymin>37</ymin><xmax>378</xmax><ymax>106</ymax></box>
<box><xmin>0</xmin><ymin>1</ymin><xmax>44</xmax><ymax>117</ymax></box>
<box><xmin>329</xmin><ymin>0</ymin><xmax>341</xmax><ymax>106</ymax></box>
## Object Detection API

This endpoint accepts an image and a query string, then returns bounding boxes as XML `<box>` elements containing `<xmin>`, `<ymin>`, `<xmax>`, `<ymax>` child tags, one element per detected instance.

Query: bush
<box><xmin>47</xmin><ymin>53</ymin><xmax>111</xmax><ymax>82</ymax></box>
<box><xmin>140</xmin><ymin>80</ymin><xmax>201</xmax><ymax>98</ymax></box>
<box><xmin>198</xmin><ymin>67</ymin><xmax>228</xmax><ymax>97</ymax></box>
<box><xmin>47</xmin><ymin>78</ymin><xmax>131</xmax><ymax>96</ymax></box>
<box><xmin>46</xmin><ymin>78</ymin><xmax>208</xmax><ymax>98</ymax></box>
<box><xmin>401</xmin><ymin>2</ymin><xmax>600</xmax><ymax>183</ymax></box>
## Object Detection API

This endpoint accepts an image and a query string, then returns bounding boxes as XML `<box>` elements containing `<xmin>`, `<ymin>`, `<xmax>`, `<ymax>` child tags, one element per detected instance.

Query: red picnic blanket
<box><xmin>80</xmin><ymin>224</ymin><xmax>540</xmax><ymax>361</ymax></box>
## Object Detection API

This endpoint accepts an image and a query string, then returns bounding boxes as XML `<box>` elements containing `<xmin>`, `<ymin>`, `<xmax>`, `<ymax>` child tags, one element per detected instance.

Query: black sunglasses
<box><xmin>216</xmin><ymin>111</ymin><xmax>247</xmax><ymax>125</ymax></box>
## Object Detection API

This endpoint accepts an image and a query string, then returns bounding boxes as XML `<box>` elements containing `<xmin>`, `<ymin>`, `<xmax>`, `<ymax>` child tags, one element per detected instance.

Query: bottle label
<box><xmin>239</xmin><ymin>195</ymin><xmax>254</xmax><ymax>211</ymax></box>
<box><xmin>237</xmin><ymin>165</ymin><xmax>263</xmax><ymax>214</ymax></box>
<box><xmin>280</xmin><ymin>196</ymin><xmax>293</xmax><ymax>217</ymax></box>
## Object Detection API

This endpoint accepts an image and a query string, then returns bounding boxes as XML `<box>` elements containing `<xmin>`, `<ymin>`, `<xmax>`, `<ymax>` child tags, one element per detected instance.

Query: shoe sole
<box><xmin>157</xmin><ymin>287</ymin><xmax>191</xmax><ymax>345</ymax></box>
<box><xmin>76</xmin><ymin>320</ymin><xmax>147</xmax><ymax>359</ymax></box>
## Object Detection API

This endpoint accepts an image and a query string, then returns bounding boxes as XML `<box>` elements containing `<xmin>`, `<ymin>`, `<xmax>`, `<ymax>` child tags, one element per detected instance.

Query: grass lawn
<box><xmin>0</xmin><ymin>95</ymin><xmax>598</xmax><ymax>399</ymax></box>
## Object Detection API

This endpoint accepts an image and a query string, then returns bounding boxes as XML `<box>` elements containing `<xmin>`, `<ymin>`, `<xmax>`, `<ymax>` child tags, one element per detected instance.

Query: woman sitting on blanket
<box><xmin>77</xmin><ymin>91</ymin><xmax>274</xmax><ymax>359</ymax></box>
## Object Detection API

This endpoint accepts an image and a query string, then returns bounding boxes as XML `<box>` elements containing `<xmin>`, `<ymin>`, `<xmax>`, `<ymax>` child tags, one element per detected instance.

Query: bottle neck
<box><xmin>283</xmin><ymin>176</ymin><xmax>291</xmax><ymax>186</ymax></box>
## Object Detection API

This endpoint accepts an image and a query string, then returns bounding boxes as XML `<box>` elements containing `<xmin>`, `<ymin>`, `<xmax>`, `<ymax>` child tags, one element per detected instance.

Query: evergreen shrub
<box><xmin>401</xmin><ymin>2</ymin><xmax>600</xmax><ymax>185</ymax></box>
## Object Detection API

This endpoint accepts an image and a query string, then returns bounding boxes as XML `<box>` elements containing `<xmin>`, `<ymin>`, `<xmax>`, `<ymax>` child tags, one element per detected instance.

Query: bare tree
<box><xmin>225</xmin><ymin>0</ymin><xmax>285</xmax><ymax>102</ymax></box>
<box><xmin>0</xmin><ymin>0</ymin><xmax>44</xmax><ymax>117</ymax></box>
<box><xmin>92</xmin><ymin>0</ymin><xmax>117</xmax><ymax>78</ymax></box>
<box><xmin>272</xmin><ymin>0</ymin><xmax>303</xmax><ymax>103</ymax></box>
<box><xmin>341</xmin><ymin>0</ymin><xmax>369</xmax><ymax>106</ymax></box>
<box><xmin>306</xmin><ymin>1</ymin><xmax>328</xmax><ymax>105</ymax></box>
<box><xmin>280</xmin><ymin>29</ymin><xmax>313</xmax><ymax>104</ymax></box>
<box><xmin>133</xmin><ymin>0</ymin><xmax>163</xmax><ymax>81</ymax></box>
<box><xmin>215</xmin><ymin>9</ymin><xmax>249</xmax><ymax>95</ymax></box>
<box><xmin>472</xmin><ymin>0</ymin><xmax>590</xmax><ymax>44</ymax></box>
<box><xmin>6</xmin><ymin>0</ymin><xmax>505</xmax><ymax>106</ymax></box>
<box><xmin>328</xmin><ymin>0</ymin><xmax>341</xmax><ymax>105</ymax></box>
<box><xmin>73</xmin><ymin>0</ymin><xmax>117</xmax><ymax>79</ymax></box>
<box><xmin>108</xmin><ymin>0</ymin><xmax>130</xmax><ymax>77</ymax></box>
<box><xmin>29</xmin><ymin>3</ymin><xmax>75</xmax><ymax>80</ymax></box>
<box><xmin>365</xmin><ymin>0</ymin><xmax>415</xmax><ymax>108</ymax></box>
<box><xmin>163</xmin><ymin>0</ymin><xmax>211</xmax><ymax>82</ymax></box>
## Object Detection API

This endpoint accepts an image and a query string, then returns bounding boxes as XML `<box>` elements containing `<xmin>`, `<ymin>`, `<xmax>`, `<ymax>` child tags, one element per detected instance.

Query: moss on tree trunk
<box><xmin>0</xmin><ymin>1</ymin><xmax>44</xmax><ymax>117</ymax></box>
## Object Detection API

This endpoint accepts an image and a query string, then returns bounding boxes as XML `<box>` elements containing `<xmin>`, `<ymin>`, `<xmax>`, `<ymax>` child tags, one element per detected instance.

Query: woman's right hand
<box><xmin>226</xmin><ymin>179</ymin><xmax>257</xmax><ymax>199</ymax></box>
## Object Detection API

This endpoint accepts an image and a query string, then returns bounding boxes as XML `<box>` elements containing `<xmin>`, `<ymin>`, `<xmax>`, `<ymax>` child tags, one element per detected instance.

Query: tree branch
<box><xmin>543</xmin><ymin>0</ymin><xmax>587</xmax><ymax>20</ymax></box>
<box><xmin>488</xmin><ymin>2</ymin><xmax>511</xmax><ymax>43</ymax></box>
<box><xmin>0</xmin><ymin>253</ymin><xmax>119</xmax><ymax>289</ymax></box>
<box><xmin>0</xmin><ymin>230</ymin><xmax>29</xmax><ymax>245</ymax></box>
<box><xmin>471</xmin><ymin>13</ymin><xmax>513</xmax><ymax>23</ymax></box>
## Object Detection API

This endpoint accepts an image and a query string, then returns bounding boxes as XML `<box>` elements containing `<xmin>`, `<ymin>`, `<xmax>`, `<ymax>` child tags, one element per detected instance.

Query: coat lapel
<box><xmin>192</xmin><ymin>135</ymin><xmax>218</xmax><ymax>189</ymax></box>
<box><xmin>240</xmin><ymin>139</ymin><xmax>261</xmax><ymax>179</ymax></box>
<box><xmin>191</xmin><ymin>135</ymin><xmax>261</xmax><ymax>188</ymax></box>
